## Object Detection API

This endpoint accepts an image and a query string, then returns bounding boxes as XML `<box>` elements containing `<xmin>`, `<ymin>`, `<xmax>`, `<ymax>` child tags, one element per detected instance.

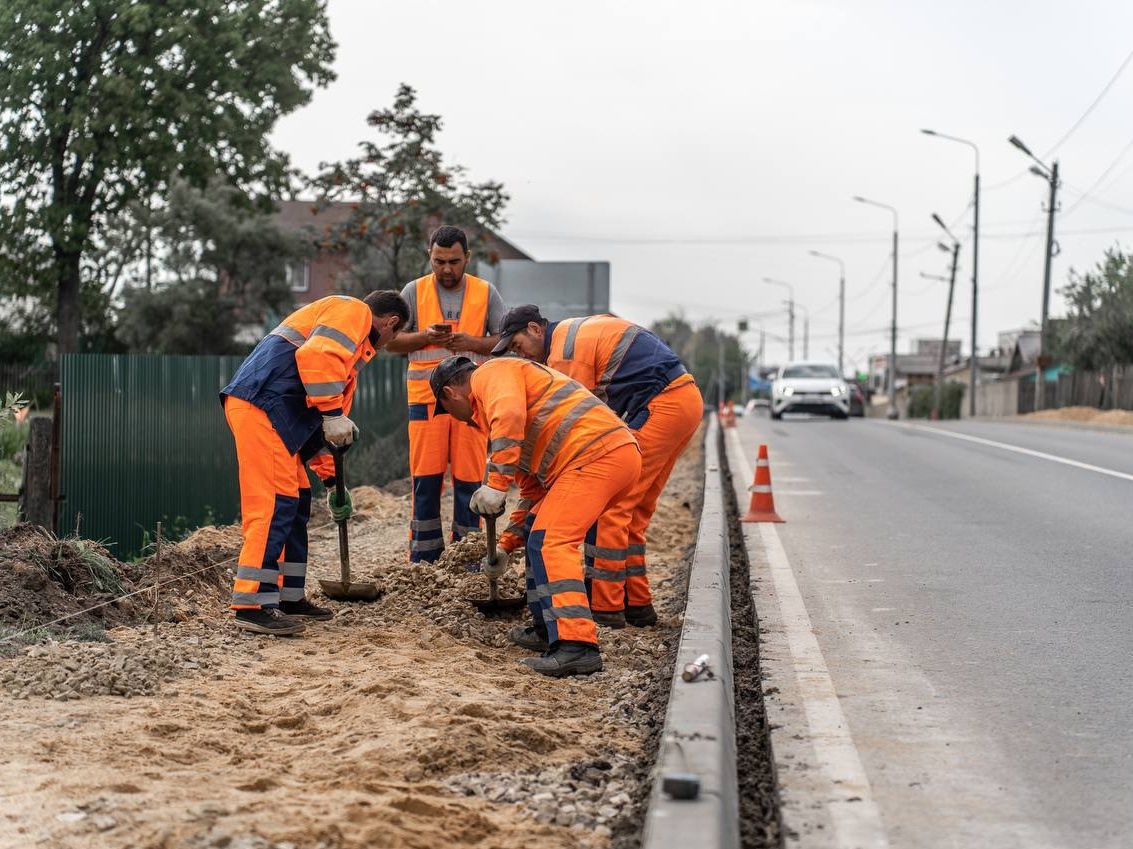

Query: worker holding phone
<box><xmin>384</xmin><ymin>225</ymin><xmax>506</xmax><ymax>562</ymax></box>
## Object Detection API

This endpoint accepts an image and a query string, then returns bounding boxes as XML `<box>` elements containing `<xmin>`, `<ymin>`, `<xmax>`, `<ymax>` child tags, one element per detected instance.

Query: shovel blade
<box><xmin>465</xmin><ymin>595</ymin><xmax>528</xmax><ymax>616</ymax></box>
<box><xmin>319</xmin><ymin>579</ymin><xmax>380</xmax><ymax>602</ymax></box>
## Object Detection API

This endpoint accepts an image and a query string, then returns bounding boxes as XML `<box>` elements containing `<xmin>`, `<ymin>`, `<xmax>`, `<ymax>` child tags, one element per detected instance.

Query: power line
<box><xmin>1062</xmin><ymin>130</ymin><xmax>1133</xmax><ymax>218</ymax></box>
<box><xmin>1043</xmin><ymin>44</ymin><xmax>1133</xmax><ymax>158</ymax></box>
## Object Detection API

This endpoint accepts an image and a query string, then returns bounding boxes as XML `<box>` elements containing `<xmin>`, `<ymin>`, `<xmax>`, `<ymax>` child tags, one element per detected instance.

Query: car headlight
<box><xmin>830</xmin><ymin>386</ymin><xmax>845</xmax><ymax>396</ymax></box>
<box><xmin>782</xmin><ymin>386</ymin><xmax>795</xmax><ymax>397</ymax></box>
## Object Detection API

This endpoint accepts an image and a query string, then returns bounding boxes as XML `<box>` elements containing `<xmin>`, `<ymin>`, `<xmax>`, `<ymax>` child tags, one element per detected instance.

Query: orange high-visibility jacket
<box><xmin>406</xmin><ymin>274</ymin><xmax>491</xmax><ymax>405</ymax></box>
<box><xmin>544</xmin><ymin>315</ymin><xmax>692</xmax><ymax>428</ymax></box>
<box><xmin>468</xmin><ymin>358</ymin><xmax>637</xmax><ymax>550</ymax></box>
<box><xmin>222</xmin><ymin>295</ymin><xmax>376</xmax><ymax>473</ymax></box>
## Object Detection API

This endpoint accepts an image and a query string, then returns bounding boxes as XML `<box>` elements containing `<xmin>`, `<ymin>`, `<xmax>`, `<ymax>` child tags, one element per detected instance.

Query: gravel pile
<box><xmin>0</xmin><ymin>634</ymin><xmax>219</xmax><ymax>700</ymax></box>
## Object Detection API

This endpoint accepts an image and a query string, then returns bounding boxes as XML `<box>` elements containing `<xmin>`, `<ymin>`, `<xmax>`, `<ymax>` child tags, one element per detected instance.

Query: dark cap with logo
<box><xmin>490</xmin><ymin>304</ymin><xmax>547</xmax><ymax>356</ymax></box>
<box><xmin>430</xmin><ymin>355</ymin><xmax>477</xmax><ymax>415</ymax></box>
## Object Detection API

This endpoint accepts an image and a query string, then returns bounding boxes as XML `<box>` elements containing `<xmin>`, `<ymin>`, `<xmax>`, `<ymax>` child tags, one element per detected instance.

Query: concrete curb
<box><xmin>642</xmin><ymin>416</ymin><xmax>739</xmax><ymax>849</ymax></box>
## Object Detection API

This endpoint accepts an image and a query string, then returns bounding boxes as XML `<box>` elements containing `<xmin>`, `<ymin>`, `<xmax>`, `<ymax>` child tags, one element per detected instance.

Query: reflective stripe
<box><xmin>487</xmin><ymin>461</ymin><xmax>516</xmax><ymax>476</ymax></box>
<box><xmin>586</xmin><ymin>565</ymin><xmax>626</xmax><ymax>582</ymax></box>
<box><xmin>407</xmin><ymin>367</ymin><xmax>435</xmax><ymax>381</ymax></box>
<box><xmin>303</xmin><ymin>380</ymin><xmax>346</xmax><ymax>396</ymax></box>
<box><xmin>756</xmin><ymin>458</ymin><xmax>770</xmax><ymax>467</ymax></box>
<box><xmin>628</xmin><ymin>544</ymin><xmax>647</xmax><ymax>556</ymax></box>
<box><xmin>593</xmin><ymin>326</ymin><xmax>642</xmax><ymax>402</ymax></box>
<box><xmin>410</xmin><ymin>538</ymin><xmax>444</xmax><ymax>553</ymax></box>
<box><xmin>310</xmin><ymin>324</ymin><xmax>358</xmax><ymax>354</ymax></box>
<box><xmin>280</xmin><ymin>586</ymin><xmax>306</xmax><ymax>602</ymax></box>
<box><xmin>537</xmin><ymin>395</ymin><xmax>605</xmax><ymax>480</ymax></box>
<box><xmin>411</xmin><ymin>517</ymin><xmax>443</xmax><ymax>531</ymax></box>
<box><xmin>504</xmin><ymin>522</ymin><xmax>526</xmax><ymax>537</ymax></box>
<box><xmin>489</xmin><ymin>437</ymin><xmax>522</xmax><ymax>453</ymax></box>
<box><xmin>453</xmin><ymin>523</ymin><xmax>479</xmax><ymax>537</ymax></box>
<box><xmin>561</xmin><ymin>424</ymin><xmax>628</xmax><ymax>471</ymax></box>
<box><xmin>516</xmin><ymin>498</ymin><xmax>535</xmax><ymax>511</ymax></box>
<box><xmin>543</xmin><ymin>604</ymin><xmax>595</xmax><ymax>622</ymax></box>
<box><xmin>231</xmin><ymin>591</ymin><xmax>279</xmax><ymax>606</ymax></box>
<box><xmin>750</xmin><ymin>485</ymin><xmax>773</xmax><ymax>493</ymax></box>
<box><xmin>584</xmin><ymin>543</ymin><xmax>628</xmax><ymax>561</ymax></box>
<box><xmin>532</xmin><ymin>578</ymin><xmax>588</xmax><ymax>599</ymax></box>
<box><xmin>526</xmin><ymin>587</ymin><xmax>539</xmax><ymax>603</ymax></box>
<box><xmin>271</xmin><ymin>324</ymin><xmax>306</xmax><ymax>345</ymax></box>
<box><xmin>519</xmin><ymin>383</ymin><xmax>584</xmax><ymax>471</ymax></box>
<box><xmin>626</xmin><ymin>565</ymin><xmax>647</xmax><ymax>578</ymax></box>
<box><xmin>562</xmin><ymin>317</ymin><xmax>590</xmax><ymax>359</ymax></box>
<box><xmin>279</xmin><ymin>561</ymin><xmax>307</xmax><ymax>578</ymax></box>
<box><xmin>236</xmin><ymin>566</ymin><xmax>277</xmax><ymax>583</ymax></box>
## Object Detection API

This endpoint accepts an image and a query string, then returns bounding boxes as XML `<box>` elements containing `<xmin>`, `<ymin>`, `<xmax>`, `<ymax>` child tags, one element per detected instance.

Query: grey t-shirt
<box><xmin>400</xmin><ymin>276</ymin><xmax>506</xmax><ymax>334</ymax></box>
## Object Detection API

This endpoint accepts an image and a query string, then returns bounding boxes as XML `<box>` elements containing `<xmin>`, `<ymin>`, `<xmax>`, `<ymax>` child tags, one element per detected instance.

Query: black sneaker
<box><xmin>521</xmin><ymin>641</ymin><xmax>603</xmax><ymax>678</ymax></box>
<box><xmin>508</xmin><ymin>624</ymin><xmax>549</xmax><ymax>652</ymax></box>
<box><xmin>625</xmin><ymin>603</ymin><xmax>658</xmax><ymax>627</ymax></box>
<box><xmin>279</xmin><ymin>598</ymin><xmax>334</xmax><ymax>620</ymax></box>
<box><xmin>592</xmin><ymin>609</ymin><xmax>627</xmax><ymax>629</ymax></box>
<box><xmin>234</xmin><ymin>608</ymin><xmax>306</xmax><ymax>636</ymax></box>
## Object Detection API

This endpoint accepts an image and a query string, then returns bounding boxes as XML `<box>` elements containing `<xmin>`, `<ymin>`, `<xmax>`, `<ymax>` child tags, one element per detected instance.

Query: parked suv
<box><xmin>770</xmin><ymin>361</ymin><xmax>851</xmax><ymax>420</ymax></box>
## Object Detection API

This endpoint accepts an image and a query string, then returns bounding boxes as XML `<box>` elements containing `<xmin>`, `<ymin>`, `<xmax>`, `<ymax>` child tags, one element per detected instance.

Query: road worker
<box><xmin>221</xmin><ymin>291</ymin><xmax>410</xmax><ymax>635</ymax></box>
<box><xmin>431</xmin><ymin>354</ymin><xmax>642</xmax><ymax>677</ymax></box>
<box><xmin>384</xmin><ymin>225</ymin><xmax>506</xmax><ymax>563</ymax></box>
<box><xmin>493</xmin><ymin>305</ymin><xmax>703</xmax><ymax>628</ymax></box>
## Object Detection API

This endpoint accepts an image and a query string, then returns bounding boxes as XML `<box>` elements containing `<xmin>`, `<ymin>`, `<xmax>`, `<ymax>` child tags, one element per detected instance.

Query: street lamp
<box><xmin>809</xmin><ymin>250</ymin><xmax>846</xmax><ymax>376</ymax></box>
<box><xmin>852</xmin><ymin>195</ymin><xmax>899</xmax><ymax>420</ymax></box>
<box><xmin>797</xmin><ymin>303</ymin><xmax>810</xmax><ymax>359</ymax></box>
<box><xmin>761</xmin><ymin>277</ymin><xmax>795</xmax><ymax>361</ymax></box>
<box><xmin>929</xmin><ymin>214</ymin><xmax>962</xmax><ymax>421</ymax></box>
<box><xmin>1008</xmin><ymin>134</ymin><xmax>1060</xmax><ymax>412</ymax></box>
<box><xmin>922</xmin><ymin>128</ymin><xmax>981</xmax><ymax>417</ymax></box>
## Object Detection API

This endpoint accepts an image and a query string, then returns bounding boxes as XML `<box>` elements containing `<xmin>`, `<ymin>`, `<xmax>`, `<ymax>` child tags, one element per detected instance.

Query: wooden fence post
<box><xmin>21</xmin><ymin>417</ymin><xmax>54</xmax><ymax>531</ymax></box>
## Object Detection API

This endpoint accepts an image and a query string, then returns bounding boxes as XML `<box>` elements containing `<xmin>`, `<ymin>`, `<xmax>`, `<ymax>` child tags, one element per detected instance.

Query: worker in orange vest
<box><xmin>221</xmin><ymin>291</ymin><xmax>410</xmax><ymax>635</ymax></box>
<box><xmin>385</xmin><ymin>226</ymin><xmax>506</xmax><ymax>563</ymax></box>
<box><xmin>493</xmin><ymin>305</ymin><xmax>703</xmax><ymax>629</ymax></box>
<box><xmin>431</xmin><ymin>355</ymin><xmax>642</xmax><ymax>677</ymax></box>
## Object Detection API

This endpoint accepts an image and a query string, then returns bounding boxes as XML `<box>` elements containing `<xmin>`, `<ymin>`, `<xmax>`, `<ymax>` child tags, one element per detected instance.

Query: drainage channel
<box><xmin>641</xmin><ymin>416</ymin><xmax>783</xmax><ymax>849</ymax></box>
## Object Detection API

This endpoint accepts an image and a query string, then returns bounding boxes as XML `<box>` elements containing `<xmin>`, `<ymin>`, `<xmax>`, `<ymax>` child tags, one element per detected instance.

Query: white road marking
<box><xmin>729</xmin><ymin>430</ymin><xmax>889</xmax><ymax>849</ymax></box>
<box><xmin>905</xmin><ymin>423</ymin><xmax>1133</xmax><ymax>483</ymax></box>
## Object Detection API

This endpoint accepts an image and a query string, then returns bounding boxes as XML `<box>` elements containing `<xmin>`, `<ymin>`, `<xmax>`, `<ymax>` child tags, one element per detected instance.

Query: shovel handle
<box><xmin>332</xmin><ymin>447</ymin><xmax>351</xmax><ymax>586</ymax></box>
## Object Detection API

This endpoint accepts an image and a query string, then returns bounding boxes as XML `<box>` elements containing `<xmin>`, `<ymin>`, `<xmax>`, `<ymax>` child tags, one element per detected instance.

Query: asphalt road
<box><xmin>732</xmin><ymin>412</ymin><xmax>1133</xmax><ymax>849</ymax></box>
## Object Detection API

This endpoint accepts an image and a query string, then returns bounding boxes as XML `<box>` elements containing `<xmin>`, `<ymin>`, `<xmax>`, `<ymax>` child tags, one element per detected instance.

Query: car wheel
<box><xmin>770</xmin><ymin>411</ymin><xmax>782</xmax><ymax>421</ymax></box>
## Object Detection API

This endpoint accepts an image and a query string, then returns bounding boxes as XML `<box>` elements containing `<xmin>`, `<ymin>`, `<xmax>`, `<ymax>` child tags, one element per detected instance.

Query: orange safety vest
<box><xmin>469</xmin><ymin>357</ymin><xmax>636</xmax><ymax>490</ymax></box>
<box><xmin>406</xmin><ymin>274</ymin><xmax>491</xmax><ymax>405</ymax></box>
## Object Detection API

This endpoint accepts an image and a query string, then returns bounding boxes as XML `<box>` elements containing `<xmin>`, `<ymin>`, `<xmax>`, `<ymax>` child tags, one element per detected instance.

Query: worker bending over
<box><xmin>494</xmin><ymin>306</ymin><xmax>702</xmax><ymax>628</ymax></box>
<box><xmin>431</xmin><ymin>355</ymin><xmax>641</xmax><ymax>677</ymax></box>
<box><xmin>221</xmin><ymin>291</ymin><xmax>409</xmax><ymax>635</ymax></box>
<box><xmin>385</xmin><ymin>225</ymin><xmax>505</xmax><ymax>563</ymax></box>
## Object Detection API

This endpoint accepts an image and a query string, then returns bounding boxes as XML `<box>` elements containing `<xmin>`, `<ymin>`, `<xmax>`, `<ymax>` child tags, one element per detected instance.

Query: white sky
<box><xmin>273</xmin><ymin>0</ymin><xmax>1133</xmax><ymax>371</ymax></box>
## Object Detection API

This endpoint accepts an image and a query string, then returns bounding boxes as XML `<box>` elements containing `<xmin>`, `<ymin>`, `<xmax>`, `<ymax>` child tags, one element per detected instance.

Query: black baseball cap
<box><xmin>490</xmin><ymin>304</ymin><xmax>546</xmax><ymax>356</ymax></box>
<box><xmin>431</xmin><ymin>355</ymin><xmax>477</xmax><ymax>415</ymax></box>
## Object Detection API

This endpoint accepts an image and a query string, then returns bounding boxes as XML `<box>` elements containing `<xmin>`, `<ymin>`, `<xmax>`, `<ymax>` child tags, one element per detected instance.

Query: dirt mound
<box><xmin>1025</xmin><ymin>406</ymin><xmax>1133</xmax><ymax>426</ymax></box>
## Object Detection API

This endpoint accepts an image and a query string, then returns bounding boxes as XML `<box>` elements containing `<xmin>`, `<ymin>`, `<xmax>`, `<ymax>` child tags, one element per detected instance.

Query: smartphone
<box><xmin>431</xmin><ymin>323</ymin><xmax>453</xmax><ymax>333</ymax></box>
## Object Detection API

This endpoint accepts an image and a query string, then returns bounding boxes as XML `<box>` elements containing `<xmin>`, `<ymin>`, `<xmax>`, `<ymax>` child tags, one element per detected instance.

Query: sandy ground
<box><xmin>1020</xmin><ymin>405</ymin><xmax>1133</xmax><ymax>426</ymax></box>
<box><xmin>0</xmin><ymin>431</ymin><xmax>703</xmax><ymax>849</ymax></box>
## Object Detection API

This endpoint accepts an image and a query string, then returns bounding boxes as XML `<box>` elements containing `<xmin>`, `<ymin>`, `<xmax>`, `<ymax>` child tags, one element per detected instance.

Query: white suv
<box><xmin>770</xmin><ymin>361</ymin><xmax>851</xmax><ymax>420</ymax></box>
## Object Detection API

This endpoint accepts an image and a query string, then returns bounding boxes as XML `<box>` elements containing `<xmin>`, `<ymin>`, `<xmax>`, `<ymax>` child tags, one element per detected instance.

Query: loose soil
<box><xmin>0</xmin><ymin>431</ymin><xmax>703</xmax><ymax>849</ymax></box>
<box><xmin>1021</xmin><ymin>406</ymin><xmax>1133</xmax><ymax>426</ymax></box>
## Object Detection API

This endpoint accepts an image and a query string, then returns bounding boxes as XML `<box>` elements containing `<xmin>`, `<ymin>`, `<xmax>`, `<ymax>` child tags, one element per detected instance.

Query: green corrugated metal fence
<box><xmin>60</xmin><ymin>353</ymin><xmax>407</xmax><ymax>559</ymax></box>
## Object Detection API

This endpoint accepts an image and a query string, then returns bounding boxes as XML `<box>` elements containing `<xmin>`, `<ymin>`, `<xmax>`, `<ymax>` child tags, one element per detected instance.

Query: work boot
<box><xmin>234</xmin><ymin>608</ymin><xmax>306</xmax><ymax>636</ymax></box>
<box><xmin>625</xmin><ymin>603</ymin><xmax>658</xmax><ymax>627</ymax></box>
<box><xmin>522</xmin><ymin>641</ymin><xmax>603</xmax><ymax>678</ymax></box>
<box><xmin>279</xmin><ymin>598</ymin><xmax>334</xmax><ymax>620</ymax></box>
<box><xmin>592</xmin><ymin>609</ymin><xmax>626</xmax><ymax>629</ymax></box>
<box><xmin>508</xmin><ymin>623</ymin><xmax>549</xmax><ymax>652</ymax></box>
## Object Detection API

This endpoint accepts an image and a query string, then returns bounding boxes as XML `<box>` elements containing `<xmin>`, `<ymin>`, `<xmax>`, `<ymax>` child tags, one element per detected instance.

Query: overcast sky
<box><xmin>273</xmin><ymin>0</ymin><xmax>1133</xmax><ymax>370</ymax></box>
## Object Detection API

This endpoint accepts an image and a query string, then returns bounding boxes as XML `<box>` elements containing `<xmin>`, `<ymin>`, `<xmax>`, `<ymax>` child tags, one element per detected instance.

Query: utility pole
<box><xmin>932</xmin><ymin>243</ymin><xmax>961</xmax><ymax>420</ymax></box>
<box><xmin>762</xmin><ymin>278</ymin><xmax>795</xmax><ymax>361</ymax></box>
<box><xmin>853</xmin><ymin>196</ymin><xmax>900</xmax><ymax>419</ymax></box>
<box><xmin>1037</xmin><ymin>160</ymin><xmax>1060</xmax><ymax>412</ymax></box>
<box><xmin>808</xmin><ymin>251</ymin><xmax>846</xmax><ymax>376</ymax></box>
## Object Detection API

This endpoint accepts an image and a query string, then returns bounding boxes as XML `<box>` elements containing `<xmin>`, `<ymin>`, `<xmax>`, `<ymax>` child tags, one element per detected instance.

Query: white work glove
<box><xmin>481</xmin><ymin>546</ymin><xmax>509</xmax><ymax>579</ymax></box>
<box><xmin>322</xmin><ymin>414</ymin><xmax>358</xmax><ymax>448</ymax></box>
<box><xmin>469</xmin><ymin>485</ymin><xmax>507</xmax><ymax>516</ymax></box>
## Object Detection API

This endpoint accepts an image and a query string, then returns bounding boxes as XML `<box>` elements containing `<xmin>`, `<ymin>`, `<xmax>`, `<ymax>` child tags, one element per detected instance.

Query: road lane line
<box><xmin>906</xmin><ymin>424</ymin><xmax>1133</xmax><ymax>483</ymax></box>
<box><xmin>728</xmin><ymin>430</ymin><xmax>889</xmax><ymax>849</ymax></box>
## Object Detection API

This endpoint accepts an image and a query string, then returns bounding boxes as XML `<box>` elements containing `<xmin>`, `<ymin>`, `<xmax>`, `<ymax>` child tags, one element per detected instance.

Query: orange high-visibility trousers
<box><xmin>407</xmin><ymin>403</ymin><xmax>487</xmax><ymax>561</ymax></box>
<box><xmin>528</xmin><ymin>440</ymin><xmax>641</xmax><ymax>646</ymax></box>
<box><xmin>225</xmin><ymin>397</ymin><xmax>312</xmax><ymax>609</ymax></box>
<box><xmin>588</xmin><ymin>379</ymin><xmax>703</xmax><ymax>611</ymax></box>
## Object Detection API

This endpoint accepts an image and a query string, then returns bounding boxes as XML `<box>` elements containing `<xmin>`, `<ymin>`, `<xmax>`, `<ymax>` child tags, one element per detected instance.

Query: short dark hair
<box><xmin>429</xmin><ymin>225</ymin><xmax>469</xmax><ymax>253</ymax></box>
<box><xmin>364</xmin><ymin>289</ymin><xmax>410</xmax><ymax>329</ymax></box>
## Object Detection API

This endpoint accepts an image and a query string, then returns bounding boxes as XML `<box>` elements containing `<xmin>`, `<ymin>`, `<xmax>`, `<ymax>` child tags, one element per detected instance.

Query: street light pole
<box><xmin>762</xmin><ymin>277</ymin><xmax>795</xmax><ymax>361</ymax></box>
<box><xmin>922</xmin><ymin>129</ymin><xmax>981</xmax><ymax>417</ymax></box>
<box><xmin>928</xmin><ymin>213</ymin><xmax>962</xmax><ymax>420</ymax></box>
<box><xmin>853</xmin><ymin>196</ymin><xmax>900</xmax><ymax>419</ymax></box>
<box><xmin>809</xmin><ymin>250</ymin><xmax>846</xmax><ymax>376</ymax></box>
<box><xmin>1008</xmin><ymin>135</ymin><xmax>1061</xmax><ymax>412</ymax></box>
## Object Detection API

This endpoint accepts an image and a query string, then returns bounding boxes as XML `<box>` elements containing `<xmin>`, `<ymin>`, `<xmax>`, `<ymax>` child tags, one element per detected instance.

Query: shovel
<box><xmin>466</xmin><ymin>510</ymin><xmax>526</xmax><ymax>615</ymax></box>
<box><xmin>318</xmin><ymin>446</ymin><xmax>380</xmax><ymax>602</ymax></box>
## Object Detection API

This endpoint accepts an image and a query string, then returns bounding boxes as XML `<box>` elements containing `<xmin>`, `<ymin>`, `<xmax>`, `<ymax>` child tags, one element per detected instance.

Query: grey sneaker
<box><xmin>508</xmin><ymin>624</ymin><xmax>549</xmax><ymax>652</ymax></box>
<box><xmin>521</xmin><ymin>641</ymin><xmax>603</xmax><ymax>678</ymax></box>
<box><xmin>234</xmin><ymin>608</ymin><xmax>306</xmax><ymax>636</ymax></box>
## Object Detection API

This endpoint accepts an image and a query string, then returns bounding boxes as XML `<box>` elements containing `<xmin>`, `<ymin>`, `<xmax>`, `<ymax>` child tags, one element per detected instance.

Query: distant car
<box><xmin>770</xmin><ymin>361</ymin><xmax>851</xmax><ymax>420</ymax></box>
<box><xmin>848</xmin><ymin>384</ymin><xmax>865</xmax><ymax>417</ymax></box>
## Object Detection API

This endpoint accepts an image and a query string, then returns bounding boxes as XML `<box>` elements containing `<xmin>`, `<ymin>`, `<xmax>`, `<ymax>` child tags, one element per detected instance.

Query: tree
<box><xmin>1057</xmin><ymin>246</ymin><xmax>1133</xmax><ymax>370</ymax></box>
<box><xmin>0</xmin><ymin>0</ymin><xmax>336</xmax><ymax>354</ymax></box>
<box><xmin>651</xmin><ymin>314</ymin><xmax>746</xmax><ymax>404</ymax></box>
<box><xmin>308</xmin><ymin>84</ymin><xmax>509</xmax><ymax>292</ymax></box>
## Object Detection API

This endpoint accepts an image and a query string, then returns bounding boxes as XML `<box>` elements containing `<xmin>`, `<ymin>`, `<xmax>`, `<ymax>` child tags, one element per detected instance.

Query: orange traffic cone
<box><xmin>741</xmin><ymin>443</ymin><xmax>785</xmax><ymax>523</ymax></box>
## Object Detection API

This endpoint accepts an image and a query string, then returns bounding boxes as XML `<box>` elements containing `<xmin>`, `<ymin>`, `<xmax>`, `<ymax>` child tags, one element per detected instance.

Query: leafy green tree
<box><xmin>651</xmin><ymin>314</ymin><xmax>746</xmax><ymax>403</ymax></box>
<box><xmin>308</xmin><ymin>84</ymin><xmax>509</xmax><ymax>292</ymax></box>
<box><xmin>1057</xmin><ymin>247</ymin><xmax>1133</xmax><ymax>370</ymax></box>
<box><xmin>0</xmin><ymin>0</ymin><xmax>336</xmax><ymax>354</ymax></box>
